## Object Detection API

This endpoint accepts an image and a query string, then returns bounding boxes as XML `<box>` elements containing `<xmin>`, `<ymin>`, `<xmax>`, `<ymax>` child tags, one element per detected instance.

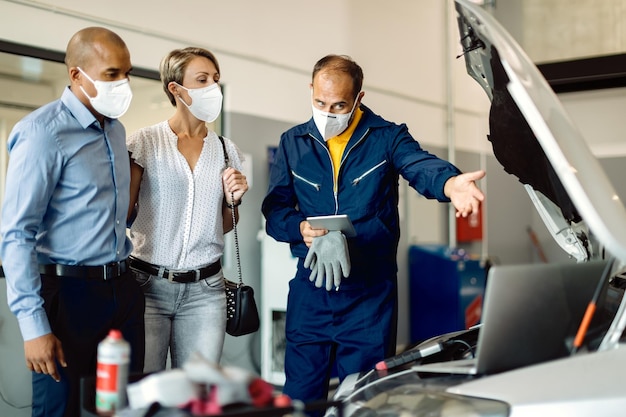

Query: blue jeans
<box><xmin>133</xmin><ymin>270</ymin><xmax>226</xmax><ymax>372</ymax></box>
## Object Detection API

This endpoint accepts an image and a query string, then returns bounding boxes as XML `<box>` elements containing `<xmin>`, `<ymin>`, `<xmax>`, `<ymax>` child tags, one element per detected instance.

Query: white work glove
<box><xmin>303</xmin><ymin>231</ymin><xmax>351</xmax><ymax>291</ymax></box>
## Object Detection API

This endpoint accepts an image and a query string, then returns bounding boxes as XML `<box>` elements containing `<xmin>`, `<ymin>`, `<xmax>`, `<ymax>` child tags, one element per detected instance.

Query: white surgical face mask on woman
<box><xmin>77</xmin><ymin>67</ymin><xmax>133</xmax><ymax>119</ymax></box>
<box><xmin>176</xmin><ymin>82</ymin><xmax>223</xmax><ymax>123</ymax></box>
<box><xmin>311</xmin><ymin>92</ymin><xmax>360</xmax><ymax>141</ymax></box>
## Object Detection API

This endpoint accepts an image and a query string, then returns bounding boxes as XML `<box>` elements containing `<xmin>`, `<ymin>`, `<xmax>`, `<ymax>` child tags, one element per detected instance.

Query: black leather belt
<box><xmin>128</xmin><ymin>256</ymin><xmax>221</xmax><ymax>283</ymax></box>
<box><xmin>39</xmin><ymin>260</ymin><xmax>128</xmax><ymax>280</ymax></box>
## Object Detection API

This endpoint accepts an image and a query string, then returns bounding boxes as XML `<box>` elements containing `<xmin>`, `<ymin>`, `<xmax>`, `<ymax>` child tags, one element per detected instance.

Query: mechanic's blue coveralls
<box><xmin>261</xmin><ymin>105</ymin><xmax>461</xmax><ymax>403</ymax></box>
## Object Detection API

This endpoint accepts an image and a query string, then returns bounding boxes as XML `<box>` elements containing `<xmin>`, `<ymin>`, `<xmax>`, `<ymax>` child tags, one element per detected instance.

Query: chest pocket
<box><xmin>291</xmin><ymin>169</ymin><xmax>325</xmax><ymax>211</ymax></box>
<box><xmin>351</xmin><ymin>160</ymin><xmax>388</xmax><ymax>186</ymax></box>
<box><xmin>349</xmin><ymin>160</ymin><xmax>393</xmax><ymax>213</ymax></box>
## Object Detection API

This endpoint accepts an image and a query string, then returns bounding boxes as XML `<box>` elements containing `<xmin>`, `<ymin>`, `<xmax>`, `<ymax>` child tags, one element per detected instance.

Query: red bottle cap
<box><xmin>109</xmin><ymin>329</ymin><xmax>122</xmax><ymax>339</ymax></box>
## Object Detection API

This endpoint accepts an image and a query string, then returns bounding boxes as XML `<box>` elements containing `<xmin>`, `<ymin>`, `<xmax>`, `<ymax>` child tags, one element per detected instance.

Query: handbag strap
<box><xmin>218</xmin><ymin>136</ymin><xmax>243</xmax><ymax>287</ymax></box>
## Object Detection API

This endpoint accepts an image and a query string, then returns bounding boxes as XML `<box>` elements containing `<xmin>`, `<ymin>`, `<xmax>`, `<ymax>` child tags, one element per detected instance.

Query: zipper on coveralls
<box><xmin>352</xmin><ymin>160</ymin><xmax>388</xmax><ymax>185</ymax></box>
<box><xmin>291</xmin><ymin>170</ymin><xmax>320</xmax><ymax>191</ymax></box>
<box><xmin>309</xmin><ymin>134</ymin><xmax>339</xmax><ymax>212</ymax></box>
<box><xmin>311</xmin><ymin>129</ymin><xmax>372</xmax><ymax>213</ymax></box>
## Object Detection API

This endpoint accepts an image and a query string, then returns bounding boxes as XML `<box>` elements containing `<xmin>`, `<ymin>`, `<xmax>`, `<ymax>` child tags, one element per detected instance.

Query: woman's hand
<box><xmin>222</xmin><ymin>167</ymin><xmax>248</xmax><ymax>206</ymax></box>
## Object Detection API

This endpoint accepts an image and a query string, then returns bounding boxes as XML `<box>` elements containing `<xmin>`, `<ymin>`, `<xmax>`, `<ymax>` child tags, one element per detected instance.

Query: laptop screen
<box><xmin>475</xmin><ymin>260</ymin><xmax>608</xmax><ymax>374</ymax></box>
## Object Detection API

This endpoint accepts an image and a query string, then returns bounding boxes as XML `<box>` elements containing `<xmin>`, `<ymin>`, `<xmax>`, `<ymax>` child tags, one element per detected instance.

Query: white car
<box><xmin>327</xmin><ymin>1</ymin><xmax>626</xmax><ymax>416</ymax></box>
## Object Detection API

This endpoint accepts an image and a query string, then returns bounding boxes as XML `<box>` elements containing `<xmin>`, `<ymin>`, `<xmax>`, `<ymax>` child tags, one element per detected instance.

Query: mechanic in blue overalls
<box><xmin>262</xmin><ymin>54</ymin><xmax>485</xmax><ymax>405</ymax></box>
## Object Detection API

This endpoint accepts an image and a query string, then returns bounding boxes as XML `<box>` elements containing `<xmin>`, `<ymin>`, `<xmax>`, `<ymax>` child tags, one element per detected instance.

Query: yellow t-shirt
<box><xmin>327</xmin><ymin>108</ymin><xmax>364</xmax><ymax>185</ymax></box>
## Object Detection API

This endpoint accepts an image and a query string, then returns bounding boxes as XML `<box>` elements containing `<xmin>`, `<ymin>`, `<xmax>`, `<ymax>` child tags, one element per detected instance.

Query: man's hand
<box><xmin>24</xmin><ymin>333</ymin><xmax>66</xmax><ymax>382</ymax></box>
<box><xmin>303</xmin><ymin>231</ymin><xmax>351</xmax><ymax>291</ymax></box>
<box><xmin>444</xmin><ymin>170</ymin><xmax>486</xmax><ymax>218</ymax></box>
<box><xmin>300</xmin><ymin>220</ymin><xmax>328</xmax><ymax>248</ymax></box>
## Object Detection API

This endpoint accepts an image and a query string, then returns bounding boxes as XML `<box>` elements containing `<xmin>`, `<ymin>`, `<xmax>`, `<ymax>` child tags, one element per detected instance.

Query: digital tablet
<box><xmin>306</xmin><ymin>214</ymin><xmax>356</xmax><ymax>237</ymax></box>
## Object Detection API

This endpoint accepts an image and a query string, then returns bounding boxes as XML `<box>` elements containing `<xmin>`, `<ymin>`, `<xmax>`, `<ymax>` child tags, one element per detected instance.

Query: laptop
<box><xmin>412</xmin><ymin>260</ymin><xmax>608</xmax><ymax>375</ymax></box>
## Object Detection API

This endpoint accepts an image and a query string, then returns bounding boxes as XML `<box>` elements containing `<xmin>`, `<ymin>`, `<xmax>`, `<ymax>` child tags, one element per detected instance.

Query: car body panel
<box><xmin>447</xmin><ymin>346</ymin><xmax>626</xmax><ymax>415</ymax></box>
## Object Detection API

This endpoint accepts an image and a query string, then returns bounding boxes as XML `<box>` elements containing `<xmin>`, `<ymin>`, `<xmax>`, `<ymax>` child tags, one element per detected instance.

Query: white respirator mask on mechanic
<box><xmin>176</xmin><ymin>82</ymin><xmax>223</xmax><ymax>123</ymax></box>
<box><xmin>310</xmin><ymin>91</ymin><xmax>360</xmax><ymax>141</ymax></box>
<box><xmin>78</xmin><ymin>67</ymin><xmax>133</xmax><ymax>119</ymax></box>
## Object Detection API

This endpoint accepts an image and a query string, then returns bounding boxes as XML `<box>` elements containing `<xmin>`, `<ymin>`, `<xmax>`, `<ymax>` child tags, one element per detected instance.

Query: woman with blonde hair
<box><xmin>127</xmin><ymin>47</ymin><xmax>248</xmax><ymax>371</ymax></box>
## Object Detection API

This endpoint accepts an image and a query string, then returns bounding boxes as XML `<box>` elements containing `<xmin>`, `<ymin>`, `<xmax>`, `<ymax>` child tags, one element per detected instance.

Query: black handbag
<box><xmin>219</xmin><ymin>136</ymin><xmax>260</xmax><ymax>336</ymax></box>
<box><xmin>225</xmin><ymin>278</ymin><xmax>260</xmax><ymax>336</ymax></box>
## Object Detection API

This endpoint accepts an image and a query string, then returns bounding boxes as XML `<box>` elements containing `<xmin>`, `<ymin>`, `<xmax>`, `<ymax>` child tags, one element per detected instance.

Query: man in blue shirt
<box><xmin>0</xmin><ymin>27</ymin><xmax>144</xmax><ymax>417</ymax></box>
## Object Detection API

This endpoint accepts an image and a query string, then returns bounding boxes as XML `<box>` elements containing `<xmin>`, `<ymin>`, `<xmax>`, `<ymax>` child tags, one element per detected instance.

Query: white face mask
<box><xmin>176</xmin><ymin>83</ymin><xmax>223</xmax><ymax>123</ymax></box>
<box><xmin>311</xmin><ymin>92</ymin><xmax>360</xmax><ymax>141</ymax></box>
<box><xmin>78</xmin><ymin>67</ymin><xmax>133</xmax><ymax>119</ymax></box>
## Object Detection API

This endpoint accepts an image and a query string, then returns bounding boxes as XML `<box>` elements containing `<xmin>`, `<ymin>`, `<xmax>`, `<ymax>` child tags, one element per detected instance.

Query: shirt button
<box><xmin>116</xmin><ymin>220</ymin><xmax>120</xmax><ymax>224</ymax></box>
<box><xmin>117</xmin><ymin>251</ymin><xmax>120</xmax><ymax>255</ymax></box>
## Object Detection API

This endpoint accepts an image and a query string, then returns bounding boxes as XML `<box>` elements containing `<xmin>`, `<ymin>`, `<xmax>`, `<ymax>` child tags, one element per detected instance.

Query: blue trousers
<box><xmin>283</xmin><ymin>276</ymin><xmax>397</xmax><ymax>404</ymax></box>
<box><xmin>32</xmin><ymin>270</ymin><xmax>145</xmax><ymax>417</ymax></box>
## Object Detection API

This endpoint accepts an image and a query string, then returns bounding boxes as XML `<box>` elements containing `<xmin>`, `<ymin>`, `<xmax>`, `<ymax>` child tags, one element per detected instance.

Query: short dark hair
<box><xmin>312</xmin><ymin>54</ymin><xmax>364</xmax><ymax>97</ymax></box>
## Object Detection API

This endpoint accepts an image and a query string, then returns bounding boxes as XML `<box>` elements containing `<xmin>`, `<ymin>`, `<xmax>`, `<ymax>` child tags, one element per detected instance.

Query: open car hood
<box><xmin>455</xmin><ymin>0</ymin><xmax>626</xmax><ymax>351</ymax></box>
<box><xmin>455</xmin><ymin>0</ymin><xmax>626</xmax><ymax>263</ymax></box>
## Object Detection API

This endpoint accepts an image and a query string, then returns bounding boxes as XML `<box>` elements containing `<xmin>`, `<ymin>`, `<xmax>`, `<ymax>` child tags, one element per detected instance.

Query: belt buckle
<box><xmin>168</xmin><ymin>269</ymin><xmax>189</xmax><ymax>283</ymax></box>
<box><xmin>103</xmin><ymin>262</ymin><xmax>119</xmax><ymax>280</ymax></box>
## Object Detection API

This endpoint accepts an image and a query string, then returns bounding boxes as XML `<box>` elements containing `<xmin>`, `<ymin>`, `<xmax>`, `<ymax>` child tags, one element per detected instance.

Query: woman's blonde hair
<box><xmin>159</xmin><ymin>47</ymin><xmax>220</xmax><ymax>106</ymax></box>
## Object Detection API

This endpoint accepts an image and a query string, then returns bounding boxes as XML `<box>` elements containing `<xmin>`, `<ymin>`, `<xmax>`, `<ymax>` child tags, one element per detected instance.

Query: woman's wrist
<box><xmin>225</xmin><ymin>198</ymin><xmax>242</xmax><ymax>209</ymax></box>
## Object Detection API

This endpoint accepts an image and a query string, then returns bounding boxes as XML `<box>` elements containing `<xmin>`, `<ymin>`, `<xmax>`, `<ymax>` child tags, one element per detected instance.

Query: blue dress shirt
<box><xmin>0</xmin><ymin>87</ymin><xmax>133</xmax><ymax>341</ymax></box>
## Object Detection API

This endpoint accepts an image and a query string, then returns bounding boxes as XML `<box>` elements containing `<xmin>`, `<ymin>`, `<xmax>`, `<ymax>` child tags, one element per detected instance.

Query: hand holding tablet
<box><xmin>306</xmin><ymin>214</ymin><xmax>356</xmax><ymax>237</ymax></box>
